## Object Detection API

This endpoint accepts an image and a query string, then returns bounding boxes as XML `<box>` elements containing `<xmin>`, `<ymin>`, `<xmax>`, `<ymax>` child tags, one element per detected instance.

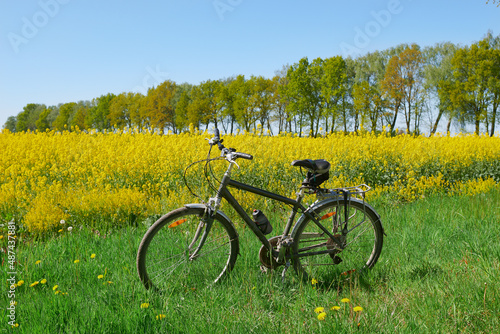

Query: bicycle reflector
<box><xmin>320</xmin><ymin>212</ymin><xmax>336</xmax><ymax>220</ymax></box>
<box><xmin>168</xmin><ymin>219</ymin><xmax>187</xmax><ymax>228</ymax></box>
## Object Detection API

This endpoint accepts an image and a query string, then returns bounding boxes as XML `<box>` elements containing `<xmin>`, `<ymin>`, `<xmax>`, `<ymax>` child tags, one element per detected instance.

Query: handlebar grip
<box><xmin>235</xmin><ymin>152</ymin><xmax>253</xmax><ymax>160</ymax></box>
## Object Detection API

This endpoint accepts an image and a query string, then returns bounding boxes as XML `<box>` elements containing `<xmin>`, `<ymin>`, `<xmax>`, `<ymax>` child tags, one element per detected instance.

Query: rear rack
<box><xmin>316</xmin><ymin>184</ymin><xmax>372</xmax><ymax>201</ymax></box>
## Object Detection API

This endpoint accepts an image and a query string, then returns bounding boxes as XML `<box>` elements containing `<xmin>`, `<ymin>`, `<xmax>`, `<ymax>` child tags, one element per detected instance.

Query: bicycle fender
<box><xmin>290</xmin><ymin>197</ymin><xmax>382</xmax><ymax>238</ymax></box>
<box><xmin>184</xmin><ymin>203</ymin><xmax>237</xmax><ymax>232</ymax></box>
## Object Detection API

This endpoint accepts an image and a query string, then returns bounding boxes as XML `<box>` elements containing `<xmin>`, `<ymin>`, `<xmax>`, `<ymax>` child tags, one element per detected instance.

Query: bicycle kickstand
<box><xmin>281</xmin><ymin>260</ymin><xmax>290</xmax><ymax>283</ymax></box>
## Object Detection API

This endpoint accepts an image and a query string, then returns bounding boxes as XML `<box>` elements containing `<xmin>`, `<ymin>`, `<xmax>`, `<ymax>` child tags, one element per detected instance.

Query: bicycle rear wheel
<box><xmin>137</xmin><ymin>206</ymin><xmax>239</xmax><ymax>292</ymax></box>
<box><xmin>291</xmin><ymin>198</ymin><xmax>383</xmax><ymax>285</ymax></box>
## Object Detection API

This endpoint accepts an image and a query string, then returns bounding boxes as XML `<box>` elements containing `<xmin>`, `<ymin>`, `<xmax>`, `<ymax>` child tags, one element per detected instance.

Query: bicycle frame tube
<box><xmin>217</xmin><ymin>177</ymin><xmax>307</xmax><ymax>256</ymax></box>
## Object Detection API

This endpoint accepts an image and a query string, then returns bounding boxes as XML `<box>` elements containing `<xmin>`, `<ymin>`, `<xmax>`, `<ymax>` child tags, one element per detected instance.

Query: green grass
<box><xmin>2</xmin><ymin>190</ymin><xmax>500</xmax><ymax>333</ymax></box>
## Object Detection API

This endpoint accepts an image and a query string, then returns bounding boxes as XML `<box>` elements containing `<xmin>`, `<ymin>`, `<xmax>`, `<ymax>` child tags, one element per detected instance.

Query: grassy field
<box><xmin>2</xmin><ymin>189</ymin><xmax>499</xmax><ymax>333</ymax></box>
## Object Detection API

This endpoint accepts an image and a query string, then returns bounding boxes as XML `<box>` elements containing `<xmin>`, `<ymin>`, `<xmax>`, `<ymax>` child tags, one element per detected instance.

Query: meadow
<box><xmin>1</xmin><ymin>130</ymin><xmax>500</xmax><ymax>332</ymax></box>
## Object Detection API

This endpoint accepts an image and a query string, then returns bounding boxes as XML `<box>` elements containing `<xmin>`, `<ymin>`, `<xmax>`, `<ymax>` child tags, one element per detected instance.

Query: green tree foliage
<box><xmin>5</xmin><ymin>32</ymin><xmax>500</xmax><ymax>136</ymax></box>
<box><xmin>86</xmin><ymin>94</ymin><xmax>115</xmax><ymax>131</ymax></box>
<box><xmin>423</xmin><ymin>42</ymin><xmax>458</xmax><ymax>134</ymax></box>
<box><xmin>143</xmin><ymin>81</ymin><xmax>177</xmax><ymax>134</ymax></box>
<box><xmin>450</xmin><ymin>39</ymin><xmax>497</xmax><ymax>135</ymax></box>
<box><xmin>381</xmin><ymin>44</ymin><xmax>425</xmax><ymax>134</ymax></box>
<box><xmin>53</xmin><ymin>102</ymin><xmax>77</xmax><ymax>131</ymax></box>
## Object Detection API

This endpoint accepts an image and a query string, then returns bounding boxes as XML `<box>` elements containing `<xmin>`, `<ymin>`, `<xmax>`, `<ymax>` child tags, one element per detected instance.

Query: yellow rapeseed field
<box><xmin>1</xmin><ymin>128</ymin><xmax>499</xmax><ymax>235</ymax></box>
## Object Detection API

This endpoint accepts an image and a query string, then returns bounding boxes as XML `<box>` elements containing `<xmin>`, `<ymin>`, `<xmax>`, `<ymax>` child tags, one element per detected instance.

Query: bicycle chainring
<box><xmin>259</xmin><ymin>236</ymin><xmax>281</xmax><ymax>270</ymax></box>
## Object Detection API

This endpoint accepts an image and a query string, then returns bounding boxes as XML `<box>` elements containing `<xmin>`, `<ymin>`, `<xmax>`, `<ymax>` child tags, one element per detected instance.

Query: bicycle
<box><xmin>136</xmin><ymin>129</ymin><xmax>384</xmax><ymax>291</ymax></box>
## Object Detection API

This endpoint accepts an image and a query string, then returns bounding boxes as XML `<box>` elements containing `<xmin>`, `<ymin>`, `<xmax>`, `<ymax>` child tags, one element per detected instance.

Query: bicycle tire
<box><xmin>137</xmin><ymin>206</ymin><xmax>239</xmax><ymax>291</ymax></box>
<box><xmin>291</xmin><ymin>198</ymin><xmax>383</xmax><ymax>284</ymax></box>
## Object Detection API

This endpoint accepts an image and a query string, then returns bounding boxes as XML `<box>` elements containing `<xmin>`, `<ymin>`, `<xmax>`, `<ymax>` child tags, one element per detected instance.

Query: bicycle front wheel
<box><xmin>291</xmin><ymin>198</ymin><xmax>383</xmax><ymax>285</ymax></box>
<box><xmin>137</xmin><ymin>206</ymin><xmax>239</xmax><ymax>292</ymax></box>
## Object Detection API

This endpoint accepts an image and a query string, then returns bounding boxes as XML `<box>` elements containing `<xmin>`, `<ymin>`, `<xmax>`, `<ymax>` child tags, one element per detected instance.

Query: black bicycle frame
<box><xmin>215</xmin><ymin>170</ymin><xmax>340</xmax><ymax>259</ymax></box>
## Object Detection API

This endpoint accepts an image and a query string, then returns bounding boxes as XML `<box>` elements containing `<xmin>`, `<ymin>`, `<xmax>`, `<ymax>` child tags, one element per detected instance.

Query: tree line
<box><xmin>4</xmin><ymin>31</ymin><xmax>500</xmax><ymax>136</ymax></box>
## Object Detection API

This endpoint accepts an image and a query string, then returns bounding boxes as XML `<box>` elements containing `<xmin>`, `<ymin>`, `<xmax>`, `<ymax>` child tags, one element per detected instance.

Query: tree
<box><xmin>249</xmin><ymin>75</ymin><xmax>276</xmax><ymax>134</ymax></box>
<box><xmin>35</xmin><ymin>106</ymin><xmax>52</xmax><ymax>131</ymax></box>
<box><xmin>450</xmin><ymin>40</ymin><xmax>495</xmax><ymax>134</ymax></box>
<box><xmin>174</xmin><ymin>85</ymin><xmax>193</xmax><ymax>132</ymax></box>
<box><xmin>53</xmin><ymin>102</ymin><xmax>77</xmax><ymax>131</ymax></box>
<box><xmin>273</xmin><ymin>66</ymin><xmax>293</xmax><ymax>134</ymax></box>
<box><xmin>188</xmin><ymin>79</ymin><xmax>225</xmax><ymax>130</ymax></box>
<box><xmin>352</xmin><ymin>52</ymin><xmax>387</xmax><ymax>132</ymax></box>
<box><xmin>16</xmin><ymin>103</ymin><xmax>45</xmax><ymax>132</ymax></box>
<box><xmin>423</xmin><ymin>42</ymin><xmax>458</xmax><ymax>135</ymax></box>
<box><xmin>285</xmin><ymin>57</ymin><xmax>322</xmax><ymax>136</ymax></box>
<box><xmin>320</xmin><ymin>56</ymin><xmax>347</xmax><ymax>133</ymax></box>
<box><xmin>143</xmin><ymin>80</ymin><xmax>177</xmax><ymax>134</ymax></box>
<box><xmin>381</xmin><ymin>44</ymin><xmax>424</xmax><ymax>134</ymax></box>
<box><xmin>231</xmin><ymin>75</ymin><xmax>256</xmax><ymax>132</ymax></box>
<box><xmin>86</xmin><ymin>94</ymin><xmax>115</xmax><ymax>131</ymax></box>
<box><xmin>3</xmin><ymin>116</ymin><xmax>17</xmax><ymax>132</ymax></box>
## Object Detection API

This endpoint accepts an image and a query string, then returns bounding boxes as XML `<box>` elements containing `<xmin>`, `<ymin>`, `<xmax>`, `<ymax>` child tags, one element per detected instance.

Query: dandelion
<box><xmin>60</xmin><ymin>220</ymin><xmax>65</xmax><ymax>224</ymax></box>
<box><xmin>0</xmin><ymin>235</ymin><xmax>3</xmax><ymax>239</ymax></box>
<box><xmin>156</xmin><ymin>314</ymin><xmax>166</xmax><ymax>320</ymax></box>
<box><xmin>314</xmin><ymin>307</ymin><xmax>325</xmax><ymax>314</ymax></box>
<box><xmin>106</xmin><ymin>281</ymin><xmax>113</xmax><ymax>284</ymax></box>
<box><xmin>331</xmin><ymin>305</ymin><xmax>341</xmax><ymax>311</ymax></box>
<box><xmin>52</xmin><ymin>285</ymin><xmax>58</xmax><ymax>291</ymax></box>
<box><xmin>317</xmin><ymin>312</ymin><xmax>327</xmax><ymax>321</ymax></box>
<box><xmin>40</xmin><ymin>279</ymin><xmax>47</xmax><ymax>284</ymax></box>
<box><xmin>17</xmin><ymin>280</ymin><xmax>24</xmax><ymax>287</ymax></box>
<box><xmin>58</xmin><ymin>229</ymin><xmax>63</xmax><ymax>233</ymax></box>
<box><xmin>54</xmin><ymin>291</ymin><xmax>60</xmax><ymax>295</ymax></box>
<box><xmin>353</xmin><ymin>306</ymin><xmax>363</xmax><ymax>312</ymax></box>
<box><xmin>341</xmin><ymin>298</ymin><xmax>350</xmax><ymax>303</ymax></box>
<box><xmin>67</xmin><ymin>226</ymin><xmax>73</xmax><ymax>232</ymax></box>
<box><xmin>311</xmin><ymin>278</ymin><xmax>318</xmax><ymax>285</ymax></box>
<box><xmin>74</xmin><ymin>259</ymin><xmax>79</xmax><ymax>264</ymax></box>
<box><xmin>140</xmin><ymin>303</ymin><xmax>149</xmax><ymax>309</ymax></box>
<box><xmin>90</xmin><ymin>253</ymin><xmax>96</xmax><ymax>259</ymax></box>
<box><xmin>97</xmin><ymin>275</ymin><xmax>104</xmax><ymax>279</ymax></box>
<box><xmin>30</xmin><ymin>281</ymin><xmax>39</xmax><ymax>287</ymax></box>
<box><xmin>11</xmin><ymin>323</ymin><xmax>19</xmax><ymax>328</ymax></box>
<box><xmin>35</xmin><ymin>260</ymin><xmax>41</xmax><ymax>265</ymax></box>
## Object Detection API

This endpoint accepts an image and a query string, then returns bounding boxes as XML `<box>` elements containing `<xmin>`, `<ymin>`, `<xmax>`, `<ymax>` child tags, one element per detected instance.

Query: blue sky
<box><xmin>1</xmin><ymin>0</ymin><xmax>499</xmax><ymax>128</ymax></box>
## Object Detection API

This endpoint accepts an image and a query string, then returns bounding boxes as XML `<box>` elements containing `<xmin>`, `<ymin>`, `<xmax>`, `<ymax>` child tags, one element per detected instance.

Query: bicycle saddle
<box><xmin>291</xmin><ymin>159</ymin><xmax>330</xmax><ymax>174</ymax></box>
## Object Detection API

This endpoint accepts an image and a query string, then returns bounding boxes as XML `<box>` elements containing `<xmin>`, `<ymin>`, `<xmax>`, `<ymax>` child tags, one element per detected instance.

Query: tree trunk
<box><xmin>430</xmin><ymin>108</ymin><xmax>444</xmax><ymax>135</ymax></box>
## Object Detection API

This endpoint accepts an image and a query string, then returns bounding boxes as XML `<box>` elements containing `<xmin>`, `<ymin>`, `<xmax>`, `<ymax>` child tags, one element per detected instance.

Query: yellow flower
<box><xmin>317</xmin><ymin>312</ymin><xmax>327</xmax><ymax>321</ymax></box>
<box><xmin>311</xmin><ymin>278</ymin><xmax>318</xmax><ymax>285</ymax></box>
<box><xmin>90</xmin><ymin>253</ymin><xmax>96</xmax><ymax>259</ymax></box>
<box><xmin>53</xmin><ymin>285</ymin><xmax>58</xmax><ymax>291</ymax></box>
<box><xmin>0</xmin><ymin>235</ymin><xmax>3</xmax><ymax>239</ymax></box>
<box><xmin>140</xmin><ymin>303</ymin><xmax>149</xmax><ymax>309</ymax></box>
<box><xmin>11</xmin><ymin>323</ymin><xmax>19</xmax><ymax>328</ymax></box>
<box><xmin>30</xmin><ymin>281</ymin><xmax>39</xmax><ymax>287</ymax></box>
<box><xmin>314</xmin><ymin>307</ymin><xmax>324</xmax><ymax>314</ymax></box>
<box><xmin>341</xmin><ymin>298</ymin><xmax>350</xmax><ymax>303</ymax></box>
<box><xmin>17</xmin><ymin>280</ymin><xmax>24</xmax><ymax>287</ymax></box>
<box><xmin>55</xmin><ymin>290</ymin><xmax>60</xmax><ymax>295</ymax></box>
<box><xmin>40</xmin><ymin>279</ymin><xmax>47</xmax><ymax>284</ymax></box>
<box><xmin>35</xmin><ymin>260</ymin><xmax>41</xmax><ymax>265</ymax></box>
<box><xmin>58</xmin><ymin>229</ymin><xmax>63</xmax><ymax>233</ymax></box>
<box><xmin>156</xmin><ymin>314</ymin><xmax>166</xmax><ymax>320</ymax></box>
<box><xmin>331</xmin><ymin>305</ymin><xmax>341</xmax><ymax>311</ymax></box>
<box><xmin>97</xmin><ymin>275</ymin><xmax>104</xmax><ymax>279</ymax></box>
<box><xmin>353</xmin><ymin>306</ymin><xmax>363</xmax><ymax>312</ymax></box>
<box><xmin>74</xmin><ymin>259</ymin><xmax>79</xmax><ymax>264</ymax></box>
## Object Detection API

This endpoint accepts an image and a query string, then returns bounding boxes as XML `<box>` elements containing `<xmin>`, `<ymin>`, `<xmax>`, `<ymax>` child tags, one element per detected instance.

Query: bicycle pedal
<box><xmin>281</xmin><ymin>260</ymin><xmax>291</xmax><ymax>283</ymax></box>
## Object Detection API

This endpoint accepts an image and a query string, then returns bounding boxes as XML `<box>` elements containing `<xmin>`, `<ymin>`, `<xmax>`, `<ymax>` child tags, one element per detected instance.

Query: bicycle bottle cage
<box><xmin>291</xmin><ymin>159</ymin><xmax>330</xmax><ymax>187</ymax></box>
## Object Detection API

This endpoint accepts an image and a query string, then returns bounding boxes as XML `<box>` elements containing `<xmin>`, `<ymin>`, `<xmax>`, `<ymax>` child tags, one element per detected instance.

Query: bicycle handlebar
<box><xmin>209</xmin><ymin>129</ymin><xmax>253</xmax><ymax>161</ymax></box>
